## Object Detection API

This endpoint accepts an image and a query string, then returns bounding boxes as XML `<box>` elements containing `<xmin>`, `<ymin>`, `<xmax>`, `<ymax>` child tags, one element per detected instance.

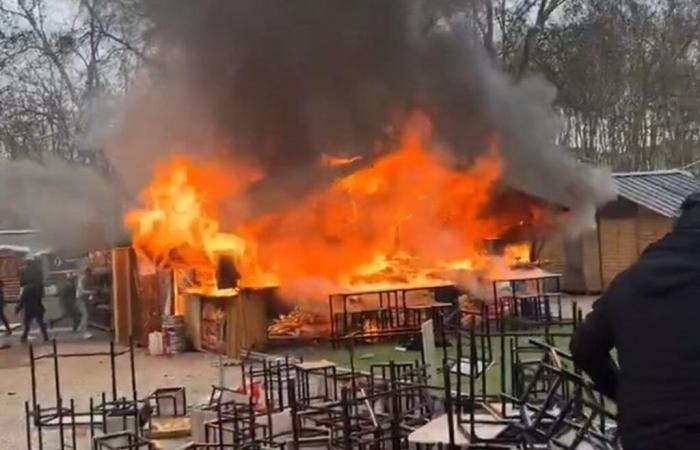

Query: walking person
<box><xmin>50</xmin><ymin>276</ymin><xmax>80</xmax><ymax>331</ymax></box>
<box><xmin>76</xmin><ymin>268</ymin><xmax>97</xmax><ymax>339</ymax></box>
<box><xmin>571</xmin><ymin>191</ymin><xmax>700</xmax><ymax>450</ymax></box>
<box><xmin>0</xmin><ymin>280</ymin><xmax>11</xmax><ymax>335</ymax></box>
<box><xmin>17</xmin><ymin>258</ymin><xmax>48</xmax><ymax>343</ymax></box>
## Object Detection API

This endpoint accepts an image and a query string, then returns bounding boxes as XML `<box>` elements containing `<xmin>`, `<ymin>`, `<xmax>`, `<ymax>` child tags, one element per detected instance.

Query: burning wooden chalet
<box><xmin>112</xmin><ymin>135</ymin><xmax>577</xmax><ymax>355</ymax></box>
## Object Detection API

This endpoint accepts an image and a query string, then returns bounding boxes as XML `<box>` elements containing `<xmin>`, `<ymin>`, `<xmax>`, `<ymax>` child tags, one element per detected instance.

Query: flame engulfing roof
<box><xmin>613</xmin><ymin>170</ymin><xmax>700</xmax><ymax>218</ymax></box>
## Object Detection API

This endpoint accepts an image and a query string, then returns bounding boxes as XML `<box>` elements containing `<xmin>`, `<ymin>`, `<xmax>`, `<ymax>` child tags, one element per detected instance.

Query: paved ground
<box><xmin>0</xmin><ymin>328</ymin><xmax>240</xmax><ymax>450</ymax></box>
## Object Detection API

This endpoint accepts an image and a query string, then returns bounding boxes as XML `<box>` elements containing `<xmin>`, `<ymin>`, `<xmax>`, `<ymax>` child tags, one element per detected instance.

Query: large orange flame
<box><xmin>124</xmin><ymin>157</ymin><xmax>275</xmax><ymax>289</ymax></box>
<box><xmin>126</xmin><ymin>114</ymin><xmax>546</xmax><ymax>298</ymax></box>
<box><xmin>241</xmin><ymin>120</ymin><xmax>504</xmax><ymax>291</ymax></box>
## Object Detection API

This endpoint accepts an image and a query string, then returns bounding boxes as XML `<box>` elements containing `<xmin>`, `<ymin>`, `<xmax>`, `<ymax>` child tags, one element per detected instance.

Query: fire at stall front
<box><xmin>125</xmin><ymin>115</ymin><xmax>561</xmax><ymax>342</ymax></box>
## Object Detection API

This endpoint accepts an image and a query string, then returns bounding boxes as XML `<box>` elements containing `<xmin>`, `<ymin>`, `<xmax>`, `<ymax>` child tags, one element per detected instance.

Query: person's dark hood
<box><xmin>628</xmin><ymin>193</ymin><xmax>700</xmax><ymax>295</ymax></box>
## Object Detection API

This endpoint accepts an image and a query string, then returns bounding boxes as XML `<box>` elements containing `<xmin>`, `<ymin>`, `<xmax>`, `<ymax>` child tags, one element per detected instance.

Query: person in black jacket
<box><xmin>571</xmin><ymin>191</ymin><xmax>700</xmax><ymax>450</ymax></box>
<box><xmin>0</xmin><ymin>280</ymin><xmax>11</xmax><ymax>335</ymax></box>
<box><xmin>16</xmin><ymin>258</ymin><xmax>48</xmax><ymax>343</ymax></box>
<box><xmin>50</xmin><ymin>276</ymin><xmax>80</xmax><ymax>331</ymax></box>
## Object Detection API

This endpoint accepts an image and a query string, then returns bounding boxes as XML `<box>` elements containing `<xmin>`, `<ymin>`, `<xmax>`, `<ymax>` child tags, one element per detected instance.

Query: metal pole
<box><xmin>469</xmin><ymin>316</ymin><xmax>476</xmax><ymax>440</ymax></box>
<box><xmin>492</xmin><ymin>281</ymin><xmax>500</xmax><ymax>329</ymax></box>
<box><xmin>217</xmin><ymin>396</ymin><xmax>224</xmax><ymax>450</ymax></box>
<box><xmin>101</xmin><ymin>392</ymin><xmax>107</xmax><ymax>434</ymax></box>
<box><xmin>129</xmin><ymin>337</ymin><xmax>137</xmax><ymax>405</ymax></box>
<box><xmin>70</xmin><ymin>399</ymin><xmax>77</xmax><ymax>450</ymax></box>
<box><xmin>276</xmin><ymin>360</ymin><xmax>283</xmax><ymax>409</ymax></box>
<box><xmin>36</xmin><ymin>403</ymin><xmax>43</xmax><ymax>450</ymax></box>
<box><xmin>349</xmin><ymin>337</ymin><xmax>357</xmax><ymax>395</ymax></box>
<box><xmin>342</xmin><ymin>294</ymin><xmax>349</xmax><ymax>335</ymax></box>
<box><xmin>29</xmin><ymin>345</ymin><xmax>38</xmax><ymax>415</ymax></box>
<box><xmin>500</xmin><ymin>316</ymin><xmax>506</xmax><ymax>417</ymax></box>
<box><xmin>443</xmin><ymin>363</ymin><xmax>455</xmax><ymax>450</ymax></box>
<box><xmin>52</xmin><ymin>340</ymin><xmax>61</xmax><ymax>408</ymax></box>
<box><xmin>329</xmin><ymin>295</ymin><xmax>335</xmax><ymax>347</ymax></box>
<box><xmin>439</xmin><ymin>309</ymin><xmax>449</xmax><ymax>364</ymax></box>
<box><xmin>58</xmin><ymin>397</ymin><xmax>65</xmax><ymax>450</ymax></box>
<box><xmin>456</xmin><ymin>327</ymin><xmax>463</xmax><ymax>417</ymax></box>
<box><xmin>556</xmin><ymin>276</ymin><xmax>563</xmax><ymax>321</ymax></box>
<box><xmin>288</xmin><ymin>378</ymin><xmax>299</xmax><ymax>446</ymax></box>
<box><xmin>109</xmin><ymin>341</ymin><xmax>117</xmax><ymax>401</ymax></box>
<box><xmin>248</xmin><ymin>364</ymin><xmax>255</xmax><ymax>403</ymax></box>
<box><xmin>232</xmin><ymin>399</ymin><xmax>240</xmax><ymax>448</ymax></box>
<box><xmin>390</xmin><ymin>362</ymin><xmax>401</xmax><ymax>450</ymax></box>
<box><xmin>248</xmin><ymin>394</ymin><xmax>256</xmax><ymax>442</ymax></box>
<box><xmin>480</xmin><ymin>315</ymin><xmax>487</xmax><ymax>403</ymax></box>
<box><xmin>341</xmin><ymin>388</ymin><xmax>352</xmax><ymax>450</ymax></box>
<box><xmin>89</xmin><ymin>397</ymin><xmax>95</xmax><ymax>446</ymax></box>
<box><xmin>265</xmin><ymin>363</ymin><xmax>273</xmax><ymax>443</ymax></box>
<box><xmin>24</xmin><ymin>401</ymin><xmax>32</xmax><ymax>450</ymax></box>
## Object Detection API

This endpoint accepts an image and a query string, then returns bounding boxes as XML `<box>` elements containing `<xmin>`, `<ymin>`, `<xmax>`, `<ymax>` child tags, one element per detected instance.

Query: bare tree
<box><xmin>1</xmin><ymin>0</ymin><xmax>699</xmax><ymax>174</ymax></box>
<box><xmin>0</xmin><ymin>0</ymin><xmax>150</xmax><ymax>163</ymax></box>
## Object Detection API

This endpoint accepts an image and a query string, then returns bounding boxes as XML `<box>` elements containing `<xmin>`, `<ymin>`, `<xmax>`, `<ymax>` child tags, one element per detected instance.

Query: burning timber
<box><xmin>267</xmin><ymin>307</ymin><xmax>318</xmax><ymax>338</ymax></box>
<box><xmin>118</xmin><ymin>116</ymin><xmax>576</xmax><ymax>356</ymax></box>
<box><xmin>125</xmin><ymin>120</ymin><xmax>567</xmax><ymax>307</ymax></box>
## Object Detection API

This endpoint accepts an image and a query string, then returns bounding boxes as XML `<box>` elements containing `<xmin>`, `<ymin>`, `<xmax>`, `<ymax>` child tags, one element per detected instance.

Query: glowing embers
<box><xmin>328</xmin><ymin>284</ymin><xmax>457</xmax><ymax>342</ymax></box>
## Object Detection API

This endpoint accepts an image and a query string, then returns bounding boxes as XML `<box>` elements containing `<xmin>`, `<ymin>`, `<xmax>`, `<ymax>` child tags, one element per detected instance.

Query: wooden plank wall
<box><xmin>598</xmin><ymin>206</ymin><xmax>673</xmax><ymax>289</ymax></box>
<box><xmin>228</xmin><ymin>291</ymin><xmax>268</xmax><ymax>357</ymax></box>
<box><xmin>539</xmin><ymin>232</ymin><xmax>586</xmax><ymax>292</ymax></box>
<box><xmin>0</xmin><ymin>255</ymin><xmax>21</xmax><ymax>302</ymax></box>
<box><xmin>539</xmin><ymin>204</ymin><xmax>673</xmax><ymax>293</ymax></box>
<box><xmin>636</xmin><ymin>207</ymin><xmax>673</xmax><ymax>253</ymax></box>
<box><xmin>599</xmin><ymin>217</ymin><xmax>638</xmax><ymax>288</ymax></box>
<box><xmin>539</xmin><ymin>230</ymin><xmax>602</xmax><ymax>293</ymax></box>
<box><xmin>112</xmin><ymin>247</ymin><xmax>132</xmax><ymax>345</ymax></box>
<box><xmin>184</xmin><ymin>294</ymin><xmax>203</xmax><ymax>351</ymax></box>
<box><xmin>112</xmin><ymin>247</ymin><xmax>145</xmax><ymax>346</ymax></box>
<box><xmin>185</xmin><ymin>292</ymin><xmax>268</xmax><ymax>357</ymax></box>
<box><xmin>581</xmin><ymin>230</ymin><xmax>603</xmax><ymax>293</ymax></box>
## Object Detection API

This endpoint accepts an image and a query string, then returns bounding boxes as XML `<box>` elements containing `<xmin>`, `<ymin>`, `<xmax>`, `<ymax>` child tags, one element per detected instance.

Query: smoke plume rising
<box><xmin>111</xmin><ymin>0</ymin><xmax>616</xmax><ymax>227</ymax></box>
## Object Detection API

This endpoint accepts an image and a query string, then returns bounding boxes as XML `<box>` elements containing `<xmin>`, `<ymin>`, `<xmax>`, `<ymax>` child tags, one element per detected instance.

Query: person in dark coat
<box><xmin>571</xmin><ymin>191</ymin><xmax>700</xmax><ymax>450</ymax></box>
<box><xmin>16</xmin><ymin>258</ymin><xmax>48</xmax><ymax>343</ymax></box>
<box><xmin>0</xmin><ymin>280</ymin><xmax>11</xmax><ymax>335</ymax></box>
<box><xmin>50</xmin><ymin>277</ymin><xmax>80</xmax><ymax>331</ymax></box>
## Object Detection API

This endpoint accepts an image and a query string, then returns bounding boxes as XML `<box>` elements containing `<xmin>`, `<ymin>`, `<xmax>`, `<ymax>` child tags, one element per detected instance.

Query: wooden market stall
<box><xmin>184</xmin><ymin>288</ymin><xmax>270</xmax><ymax>357</ymax></box>
<box><xmin>540</xmin><ymin>170</ymin><xmax>700</xmax><ymax>292</ymax></box>
<box><xmin>111</xmin><ymin>246</ymin><xmax>270</xmax><ymax>356</ymax></box>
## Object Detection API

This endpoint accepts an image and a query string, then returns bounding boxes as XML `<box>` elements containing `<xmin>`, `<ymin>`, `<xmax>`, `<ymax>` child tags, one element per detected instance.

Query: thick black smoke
<box><xmin>111</xmin><ymin>0</ymin><xmax>615</xmax><ymax>228</ymax></box>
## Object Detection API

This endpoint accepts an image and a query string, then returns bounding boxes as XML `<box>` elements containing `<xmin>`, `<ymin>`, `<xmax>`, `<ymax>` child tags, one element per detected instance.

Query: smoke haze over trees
<box><xmin>2</xmin><ymin>0</ymin><xmax>698</xmax><ymax>172</ymax></box>
<box><xmin>0</xmin><ymin>0</ymin><xmax>698</xmax><ymax>246</ymax></box>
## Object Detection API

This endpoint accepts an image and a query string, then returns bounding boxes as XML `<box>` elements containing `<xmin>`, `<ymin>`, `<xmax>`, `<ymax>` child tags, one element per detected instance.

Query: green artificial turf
<box><xmin>269</xmin><ymin>322</ymin><xmax>618</xmax><ymax>415</ymax></box>
<box><xmin>271</xmin><ymin>324</ymin><xmax>575</xmax><ymax>393</ymax></box>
